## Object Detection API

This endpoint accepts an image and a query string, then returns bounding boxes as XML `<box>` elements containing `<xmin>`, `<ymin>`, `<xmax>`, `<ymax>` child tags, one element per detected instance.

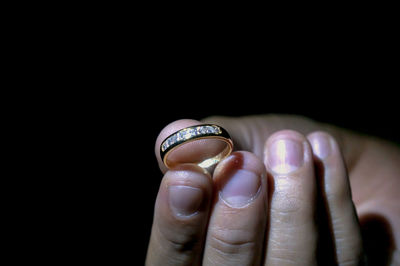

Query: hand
<box><xmin>146</xmin><ymin>115</ymin><xmax>400</xmax><ymax>265</ymax></box>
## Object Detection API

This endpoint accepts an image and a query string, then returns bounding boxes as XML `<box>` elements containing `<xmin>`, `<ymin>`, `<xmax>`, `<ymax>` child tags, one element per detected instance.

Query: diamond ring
<box><xmin>160</xmin><ymin>124</ymin><xmax>234</xmax><ymax>171</ymax></box>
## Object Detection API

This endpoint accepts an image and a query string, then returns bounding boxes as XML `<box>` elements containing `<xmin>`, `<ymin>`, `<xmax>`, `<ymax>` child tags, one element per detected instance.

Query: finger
<box><xmin>308</xmin><ymin>132</ymin><xmax>363</xmax><ymax>265</ymax></box>
<box><xmin>146</xmin><ymin>164</ymin><xmax>213</xmax><ymax>266</ymax></box>
<box><xmin>263</xmin><ymin>130</ymin><xmax>318</xmax><ymax>265</ymax></box>
<box><xmin>202</xmin><ymin>151</ymin><xmax>268</xmax><ymax>266</ymax></box>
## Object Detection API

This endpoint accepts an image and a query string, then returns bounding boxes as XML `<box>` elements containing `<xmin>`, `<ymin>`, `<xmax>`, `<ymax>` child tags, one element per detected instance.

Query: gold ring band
<box><xmin>160</xmin><ymin>124</ymin><xmax>233</xmax><ymax>170</ymax></box>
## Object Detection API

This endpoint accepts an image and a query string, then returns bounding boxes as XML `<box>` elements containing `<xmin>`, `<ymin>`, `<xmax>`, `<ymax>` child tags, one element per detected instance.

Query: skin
<box><xmin>146</xmin><ymin>115</ymin><xmax>400</xmax><ymax>266</ymax></box>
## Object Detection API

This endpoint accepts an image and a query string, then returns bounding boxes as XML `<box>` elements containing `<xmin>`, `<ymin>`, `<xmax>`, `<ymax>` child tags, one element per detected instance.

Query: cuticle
<box><xmin>219</xmin><ymin>181</ymin><xmax>262</xmax><ymax>209</ymax></box>
<box><xmin>174</xmin><ymin>210</ymin><xmax>200</xmax><ymax>219</ymax></box>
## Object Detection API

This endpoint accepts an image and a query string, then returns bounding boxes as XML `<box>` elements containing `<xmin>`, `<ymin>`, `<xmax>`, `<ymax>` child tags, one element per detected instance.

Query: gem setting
<box><xmin>161</xmin><ymin>125</ymin><xmax>223</xmax><ymax>152</ymax></box>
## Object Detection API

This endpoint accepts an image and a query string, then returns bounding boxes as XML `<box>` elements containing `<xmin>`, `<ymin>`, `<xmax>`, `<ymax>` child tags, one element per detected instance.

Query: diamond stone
<box><xmin>170</xmin><ymin>134</ymin><xmax>177</xmax><ymax>143</ymax></box>
<box><xmin>181</xmin><ymin>130</ymin><xmax>188</xmax><ymax>140</ymax></box>
<box><xmin>162</xmin><ymin>141</ymin><xmax>169</xmax><ymax>151</ymax></box>
<box><xmin>187</xmin><ymin>128</ymin><xmax>195</xmax><ymax>137</ymax></box>
<box><xmin>213</xmin><ymin>126</ymin><xmax>222</xmax><ymax>134</ymax></box>
<box><xmin>177</xmin><ymin>131</ymin><xmax>185</xmax><ymax>141</ymax></box>
<box><xmin>206</xmin><ymin>126</ymin><xmax>214</xmax><ymax>133</ymax></box>
<box><xmin>167</xmin><ymin>138</ymin><xmax>172</xmax><ymax>146</ymax></box>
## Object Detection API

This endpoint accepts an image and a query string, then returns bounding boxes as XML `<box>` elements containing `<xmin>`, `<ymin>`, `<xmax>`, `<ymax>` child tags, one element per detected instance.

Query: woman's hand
<box><xmin>146</xmin><ymin>115</ymin><xmax>400</xmax><ymax>265</ymax></box>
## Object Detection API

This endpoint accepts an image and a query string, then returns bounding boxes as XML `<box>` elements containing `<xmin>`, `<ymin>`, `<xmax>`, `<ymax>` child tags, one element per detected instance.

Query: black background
<box><xmin>38</xmin><ymin>14</ymin><xmax>399</xmax><ymax>263</ymax></box>
<box><xmin>10</xmin><ymin>4</ymin><xmax>400</xmax><ymax>264</ymax></box>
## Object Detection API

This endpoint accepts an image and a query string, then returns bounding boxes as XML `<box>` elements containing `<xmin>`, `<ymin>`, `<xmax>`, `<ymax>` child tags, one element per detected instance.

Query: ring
<box><xmin>160</xmin><ymin>124</ymin><xmax>234</xmax><ymax>170</ymax></box>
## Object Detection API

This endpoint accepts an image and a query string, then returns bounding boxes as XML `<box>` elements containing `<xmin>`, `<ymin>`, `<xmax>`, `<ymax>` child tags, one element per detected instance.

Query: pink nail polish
<box><xmin>268</xmin><ymin>139</ymin><xmax>304</xmax><ymax>174</ymax></box>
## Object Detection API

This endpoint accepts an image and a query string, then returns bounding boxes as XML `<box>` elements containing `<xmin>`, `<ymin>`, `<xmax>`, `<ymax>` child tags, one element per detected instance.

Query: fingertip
<box><xmin>264</xmin><ymin>130</ymin><xmax>312</xmax><ymax>175</ymax></box>
<box><xmin>148</xmin><ymin>164</ymin><xmax>213</xmax><ymax>265</ymax></box>
<box><xmin>307</xmin><ymin>131</ymin><xmax>335</xmax><ymax>160</ymax></box>
<box><xmin>152</xmin><ymin>164</ymin><xmax>213</xmax><ymax>244</ymax></box>
<box><xmin>213</xmin><ymin>151</ymin><xmax>267</xmax><ymax>208</ymax></box>
<box><xmin>163</xmin><ymin>163</ymin><xmax>212</xmax><ymax>189</ymax></box>
<box><xmin>266</xmin><ymin>129</ymin><xmax>307</xmax><ymax>145</ymax></box>
<box><xmin>214</xmin><ymin>151</ymin><xmax>266</xmax><ymax>180</ymax></box>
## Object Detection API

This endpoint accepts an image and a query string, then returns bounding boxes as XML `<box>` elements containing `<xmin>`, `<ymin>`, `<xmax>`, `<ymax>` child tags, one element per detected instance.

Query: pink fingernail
<box><xmin>220</xmin><ymin>169</ymin><xmax>261</xmax><ymax>208</ymax></box>
<box><xmin>268</xmin><ymin>139</ymin><xmax>304</xmax><ymax>173</ymax></box>
<box><xmin>310</xmin><ymin>134</ymin><xmax>332</xmax><ymax>159</ymax></box>
<box><xmin>169</xmin><ymin>186</ymin><xmax>203</xmax><ymax>217</ymax></box>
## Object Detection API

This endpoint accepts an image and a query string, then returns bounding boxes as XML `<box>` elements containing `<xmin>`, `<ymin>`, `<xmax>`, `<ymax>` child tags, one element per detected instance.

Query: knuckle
<box><xmin>269</xmin><ymin>256</ymin><xmax>308</xmax><ymax>265</ymax></box>
<box><xmin>326</xmin><ymin>189</ymin><xmax>348</xmax><ymax>207</ymax></box>
<box><xmin>270</xmin><ymin>178</ymin><xmax>312</xmax><ymax>224</ymax></box>
<box><xmin>324</xmin><ymin>175</ymin><xmax>351</xmax><ymax>207</ymax></box>
<box><xmin>338</xmin><ymin>257</ymin><xmax>362</xmax><ymax>266</ymax></box>
<box><xmin>266</xmin><ymin>234</ymin><xmax>317</xmax><ymax>265</ymax></box>
<box><xmin>271</xmin><ymin>193</ymin><xmax>303</xmax><ymax>215</ymax></box>
<box><xmin>268</xmin><ymin>246</ymin><xmax>314</xmax><ymax>265</ymax></box>
<box><xmin>336</xmin><ymin>238</ymin><xmax>363</xmax><ymax>266</ymax></box>
<box><xmin>156</xmin><ymin>224</ymin><xmax>201</xmax><ymax>253</ymax></box>
<box><xmin>208</xmin><ymin>227</ymin><xmax>257</xmax><ymax>255</ymax></box>
<box><xmin>166</xmin><ymin>235</ymin><xmax>199</xmax><ymax>253</ymax></box>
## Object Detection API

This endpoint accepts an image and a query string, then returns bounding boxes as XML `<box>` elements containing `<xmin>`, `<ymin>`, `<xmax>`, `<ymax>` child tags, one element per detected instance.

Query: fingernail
<box><xmin>220</xmin><ymin>169</ymin><xmax>261</xmax><ymax>208</ymax></box>
<box><xmin>310</xmin><ymin>134</ymin><xmax>332</xmax><ymax>159</ymax></box>
<box><xmin>169</xmin><ymin>186</ymin><xmax>203</xmax><ymax>217</ymax></box>
<box><xmin>268</xmin><ymin>139</ymin><xmax>304</xmax><ymax>173</ymax></box>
